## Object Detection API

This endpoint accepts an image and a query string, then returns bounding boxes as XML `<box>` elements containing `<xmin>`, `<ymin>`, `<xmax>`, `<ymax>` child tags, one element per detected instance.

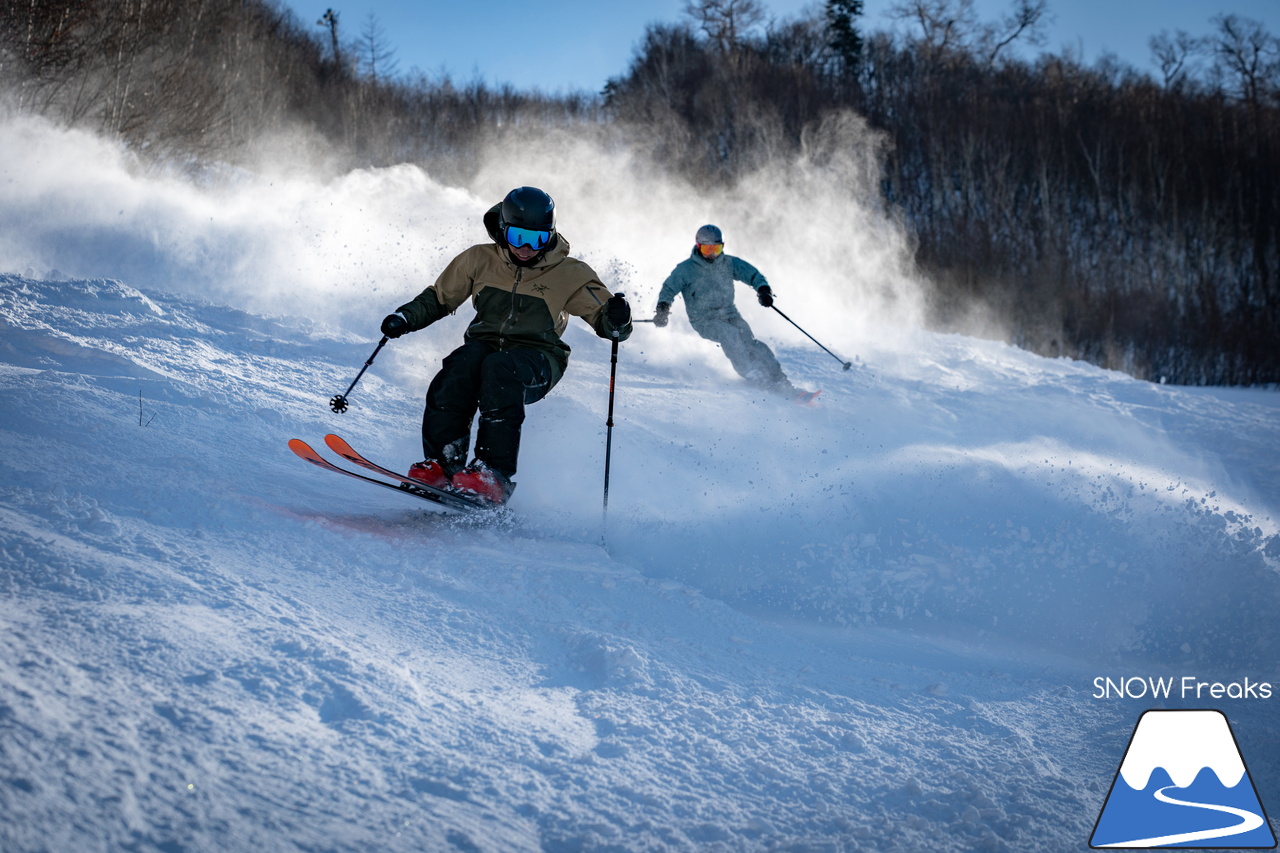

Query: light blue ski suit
<box><xmin>657</xmin><ymin>248</ymin><xmax>796</xmax><ymax>394</ymax></box>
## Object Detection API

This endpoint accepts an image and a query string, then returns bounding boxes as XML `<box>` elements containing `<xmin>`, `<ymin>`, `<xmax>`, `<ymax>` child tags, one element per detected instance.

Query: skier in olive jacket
<box><xmin>654</xmin><ymin>224</ymin><xmax>803</xmax><ymax>398</ymax></box>
<box><xmin>380</xmin><ymin>186</ymin><xmax>632</xmax><ymax>504</ymax></box>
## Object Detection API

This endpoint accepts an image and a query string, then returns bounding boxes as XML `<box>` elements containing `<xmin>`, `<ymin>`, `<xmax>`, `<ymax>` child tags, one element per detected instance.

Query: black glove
<box><xmin>653</xmin><ymin>302</ymin><xmax>671</xmax><ymax>328</ymax></box>
<box><xmin>605</xmin><ymin>293</ymin><xmax>631</xmax><ymax>327</ymax></box>
<box><xmin>756</xmin><ymin>285</ymin><xmax>774</xmax><ymax>308</ymax></box>
<box><xmin>380</xmin><ymin>312</ymin><xmax>409</xmax><ymax>338</ymax></box>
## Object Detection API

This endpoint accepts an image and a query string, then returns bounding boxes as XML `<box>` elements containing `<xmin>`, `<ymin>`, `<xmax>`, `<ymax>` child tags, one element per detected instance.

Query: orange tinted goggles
<box><xmin>698</xmin><ymin>242</ymin><xmax>724</xmax><ymax>257</ymax></box>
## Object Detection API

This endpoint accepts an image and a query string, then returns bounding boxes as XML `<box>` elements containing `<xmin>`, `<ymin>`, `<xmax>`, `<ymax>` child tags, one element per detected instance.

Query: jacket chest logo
<box><xmin>529</xmin><ymin>282</ymin><xmax>550</xmax><ymax>295</ymax></box>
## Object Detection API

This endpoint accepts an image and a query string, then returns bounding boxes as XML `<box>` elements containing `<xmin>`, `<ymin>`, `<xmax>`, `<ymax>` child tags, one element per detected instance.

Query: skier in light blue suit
<box><xmin>653</xmin><ymin>224</ymin><xmax>803</xmax><ymax>398</ymax></box>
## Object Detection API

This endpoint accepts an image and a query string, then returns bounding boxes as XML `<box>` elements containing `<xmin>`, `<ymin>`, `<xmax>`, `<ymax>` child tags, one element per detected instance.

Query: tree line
<box><xmin>2</xmin><ymin>0</ymin><xmax>1276</xmax><ymax>384</ymax></box>
<box><xmin>605</xmin><ymin>0</ymin><xmax>1279</xmax><ymax>385</ymax></box>
<box><xmin>0</xmin><ymin>0</ymin><xmax>596</xmax><ymax>176</ymax></box>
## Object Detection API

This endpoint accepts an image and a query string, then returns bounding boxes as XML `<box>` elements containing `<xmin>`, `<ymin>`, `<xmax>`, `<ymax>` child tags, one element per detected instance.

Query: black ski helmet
<box><xmin>499</xmin><ymin>186</ymin><xmax>556</xmax><ymax>234</ymax></box>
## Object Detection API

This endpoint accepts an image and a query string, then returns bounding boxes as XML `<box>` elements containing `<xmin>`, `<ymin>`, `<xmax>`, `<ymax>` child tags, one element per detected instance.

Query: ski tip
<box><xmin>287</xmin><ymin>438</ymin><xmax>328</xmax><ymax>464</ymax></box>
<box><xmin>792</xmin><ymin>390</ymin><xmax>822</xmax><ymax>406</ymax></box>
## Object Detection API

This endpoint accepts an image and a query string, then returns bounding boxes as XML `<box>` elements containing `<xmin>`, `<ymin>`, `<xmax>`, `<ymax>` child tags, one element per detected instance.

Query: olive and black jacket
<box><xmin>394</xmin><ymin>206</ymin><xmax>632</xmax><ymax>387</ymax></box>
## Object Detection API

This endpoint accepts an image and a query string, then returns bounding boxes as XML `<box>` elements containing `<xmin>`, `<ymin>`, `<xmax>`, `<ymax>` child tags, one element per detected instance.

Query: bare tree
<box><xmin>889</xmin><ymin>0</ymin><xmax>1046</xmax><ymax>67</ymax></box>
<box><xmin>888</xmin><ymin>0</ymin><xmax>979</xmax><ymax>63</ymax></box>
<box><xmin>358</xmin><ymin>13</ymin><xmax>399</xmax><ymax>81</ymax></box>
<box><xmin>683</xmin><ymin>0</ymin><xmax>767</xmax><ymax>52</ymax></box>
<box><xmin>1207</xmin><ymin>14</ymin><xmax>1279</xmax><ymax>107</ymax></box>
<box><xmin>1149</xmin><ymin>30</ymin><xmax>1203</xmax><ymax>90</ymax></box>
<box><xmin>980</xmin><ymin>0</ymin><xmax>1048</xmax><ymax>67</ymax></box>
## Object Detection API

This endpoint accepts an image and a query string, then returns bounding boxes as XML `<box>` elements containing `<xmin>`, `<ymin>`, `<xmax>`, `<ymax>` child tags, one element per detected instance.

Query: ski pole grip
<box><xmin>609</xmin><ymin>292</ymin><xmax>625</xmax><ymax>338</ymax></box>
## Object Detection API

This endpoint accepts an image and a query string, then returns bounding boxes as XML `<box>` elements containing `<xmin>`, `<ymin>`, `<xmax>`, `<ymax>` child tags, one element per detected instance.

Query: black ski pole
<box><xmin>330</xmin><ymin>335</ymin><xmax>389</xmax><ymax>413</ymax></box>
<box><xmin>771</xmin><ymin>305</ymin><xmax>852</xmax><ymax>371</ymax></box>
<box><xmin>603</xmin><ymin>332</ymin><xmax>620</xmax><ymax>515</ymax></box>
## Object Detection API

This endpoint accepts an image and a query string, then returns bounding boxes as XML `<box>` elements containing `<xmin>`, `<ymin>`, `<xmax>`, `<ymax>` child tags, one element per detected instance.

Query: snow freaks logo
<box><xmin>1090</xmin><ymin>710</ymin><xmax>1276</xmax><ymax>848</ymax></box>
<box><xmin>1093</xmin><ymin>676</ymin><xmax>1273</xmax><ymax>701</ymax></box>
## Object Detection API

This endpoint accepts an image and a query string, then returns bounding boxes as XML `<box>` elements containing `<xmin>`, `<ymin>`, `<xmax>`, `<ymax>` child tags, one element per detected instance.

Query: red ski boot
<box><xmin>451</xmin><ymin>464</ymin><xmax>512</xmax><ymax>505</ymax></box>
<box><xmin>406</xmin><ymin>460</ymin><xmax>450</xmax><ymax>490</ymax></box>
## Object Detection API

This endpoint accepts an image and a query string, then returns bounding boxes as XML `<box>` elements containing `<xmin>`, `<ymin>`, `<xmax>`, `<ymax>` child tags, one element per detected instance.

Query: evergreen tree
<box><xmin>826</xmin><ymin>0</ymin><xmax>864</xmax><ymax>72</ymax></box>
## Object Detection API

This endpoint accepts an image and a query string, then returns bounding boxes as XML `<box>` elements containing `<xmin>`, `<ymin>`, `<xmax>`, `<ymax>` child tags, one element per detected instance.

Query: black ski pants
<box><xmin>421</xmin><ymin>339</ymin><xmax>553</xmax><ymax>480</ymax></box>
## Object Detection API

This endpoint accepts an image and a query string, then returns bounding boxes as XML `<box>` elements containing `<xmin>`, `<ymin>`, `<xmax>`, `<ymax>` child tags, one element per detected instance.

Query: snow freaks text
<box><xmin>1092</xmin><ymin>676</ymin><xmax>1274</xmax><ymax>701</ymax></box>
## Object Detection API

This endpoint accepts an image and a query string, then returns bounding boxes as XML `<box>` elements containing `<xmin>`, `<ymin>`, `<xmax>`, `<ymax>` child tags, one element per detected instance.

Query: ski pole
<box><xmin>603</xmin><ymin>332</ymin><xmax>620</xmax><ymax>515</ymax></box>
<box><xmin>330</xmin><ymin>335</ymin><xmax>388</xmax><ymax>413</ymax></box>
<box><xmin>771</xmin><ymin>305</ymin><xmax>852</xmax><ymax>371</ymax></box>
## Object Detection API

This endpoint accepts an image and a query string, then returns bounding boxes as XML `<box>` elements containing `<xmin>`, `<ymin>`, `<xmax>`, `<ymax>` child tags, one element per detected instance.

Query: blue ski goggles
<box><xmin>505</xmin><ymin>225</ymin><xmax>552</xmax><ymax>250</ymax></box>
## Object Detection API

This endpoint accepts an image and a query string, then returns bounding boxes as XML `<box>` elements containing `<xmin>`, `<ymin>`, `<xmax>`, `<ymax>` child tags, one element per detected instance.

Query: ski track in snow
<box><xmin>1</xmin><ymin>273</ymin><xmax>1278</xmax><ymax>852</ymax></box>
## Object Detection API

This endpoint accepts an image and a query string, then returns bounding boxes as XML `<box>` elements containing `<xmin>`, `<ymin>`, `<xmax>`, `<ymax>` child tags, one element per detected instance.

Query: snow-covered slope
<box><xmin>1</xmin><ymin>273</ymin><xmax>1277</xmax><ymax>852</ymax></box>
<box><xmin>1</xmin><ymin>113</ymin><xmax>1278</xmax><ymax>851</ymax></box>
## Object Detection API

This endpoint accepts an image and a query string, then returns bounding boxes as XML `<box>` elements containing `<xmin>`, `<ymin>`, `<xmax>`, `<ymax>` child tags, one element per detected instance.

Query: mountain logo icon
<box><xmin>1091</xmin><ymin>710</ymin><xmax>1276</xmax><ymax>848</ymax></box>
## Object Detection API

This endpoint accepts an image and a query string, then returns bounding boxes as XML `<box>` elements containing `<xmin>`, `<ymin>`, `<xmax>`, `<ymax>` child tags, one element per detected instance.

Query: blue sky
<box><xmin>281</xmin><ymin>0</ymin><xmax>1280</xmax><ymax>93</ymax></box>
